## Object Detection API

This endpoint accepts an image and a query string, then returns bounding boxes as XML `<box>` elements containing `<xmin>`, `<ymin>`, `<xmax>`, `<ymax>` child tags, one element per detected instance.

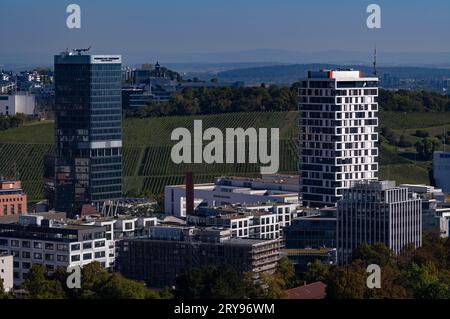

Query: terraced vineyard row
<box><xmin>0</xmin><ymin>111</ymin><xmax>433</xmax><ymax>201</ymax></box>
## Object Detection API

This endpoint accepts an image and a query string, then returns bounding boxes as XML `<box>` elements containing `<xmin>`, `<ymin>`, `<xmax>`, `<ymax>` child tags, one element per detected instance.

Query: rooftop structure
<box><xmin>165</xmin><ymin>174</ymin><xmax>300</xmax><ymax>217</ymax></box>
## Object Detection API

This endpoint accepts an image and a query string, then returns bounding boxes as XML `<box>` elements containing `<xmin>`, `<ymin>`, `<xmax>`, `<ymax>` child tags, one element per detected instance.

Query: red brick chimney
<box><xmin>186</xmin><ymin>172</ymin><xmax>194</xmax><ymax>216</ymax></box>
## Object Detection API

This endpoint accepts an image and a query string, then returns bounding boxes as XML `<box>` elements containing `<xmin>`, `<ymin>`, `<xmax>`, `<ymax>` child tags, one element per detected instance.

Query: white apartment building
<box><xmin>298</xmin><ymin>70</ymin><xmax>379</xmax><ymax>208</ymax></box>
<box><xmin>434</xmin><ymin>152</ymin><xmax>450</xmax><ymax>194</ymax></box>
<box><xmin>0</xmin><ymin>253</ymin><xmax>13</xmax><ymax>292</ymax></box>
<box><xmin>165</xmin><ymin>175</ymin><xmax>300</xmax><ymax>217</ymax></box>
<box><xmin>0</xmin><ymin>93</ymin><xmax>35</xmax><ymax>116</ymax></box>
<box><xmin>187</xmin><ymin>208</ymin><xmax>282</xmax><ymax>240</ymax></box>
<box><xmin>0</xmin><ymin>215</ymin><xmax>112</xmax><ymax>286</ymax></box>
<box><xmin>76</xmin><ymin>215</ymin><xmax>158</xmax><ymax>268</ymax></box>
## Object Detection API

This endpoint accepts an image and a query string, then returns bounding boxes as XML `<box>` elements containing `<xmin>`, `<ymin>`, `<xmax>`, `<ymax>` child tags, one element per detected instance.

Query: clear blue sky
<box><xmin>1</xmin><ymin>0</ymin><xmax>450</xmax><ymax>64</ymax></box>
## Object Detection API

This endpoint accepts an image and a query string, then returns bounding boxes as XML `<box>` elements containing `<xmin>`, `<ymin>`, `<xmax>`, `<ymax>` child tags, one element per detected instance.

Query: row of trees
<box><xmin>0</xmin><ymin>258</ymin><xmax>298</xmax><ymax>300</ymax></box>
<box><xmin>0</xmin><ymin>114</ymin><xmax>29</xmax><ymax>131</ymax></box>
<box><xmin>126</xmin><ymin>86</ymin><xmax>450</xmax><ymax>118</ymax></box>
<box><xmin>173</xmin><ymin>257</ymin><xmax>297</xmax><ymax>299</ymax></box>
<box><xmin>126</xmin><ymin>85</ymin><xmax>298</xmax><ymax>118</ymax></box>
<box><xmin>379</xmin><ymin>89</ymin><xmax>450</xmax><ymax>112</ymax></box>
<box><xmin>0</xmin><ymin>262</ymin><xmax>165</xmax><ymax>299</ymax></box>
<box><xmin>304</xmin><ymin>232</ymin><xmax>450</xmax><ymax>299</ymax></box>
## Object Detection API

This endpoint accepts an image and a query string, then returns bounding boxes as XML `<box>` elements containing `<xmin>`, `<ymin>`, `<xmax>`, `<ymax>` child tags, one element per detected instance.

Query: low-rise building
<box><xmin>0</xmin><ymin>93</ymin><xmax>35</xmax><ymax>116</ymax></box>
<box><xmin>282</xmin><ymin>208</ymin><xmax>337</xmax><ymax>272</ymax></box>
<box><xmin>165</xmin><ymin>174</ymin><xmax>300</xmax><ymax>217</ymax></box>
<box><xmin>117</xmin><ymin>226</ymin><xmax>280</xmax><ymax>288</ymax></box>
<box><xmin>0</xmin><ymin>253</ymin><xmax>13</xmax><ymax>292</ymax></box>
<box><xmin>0</xmin><ymin>214</ymin><xmax>112</xmax><ymax>286</ymax></box>
<box><xmin>0</xmin><ymin>179</ymin><xmax>27</xmax><ymax>217</ymax></box>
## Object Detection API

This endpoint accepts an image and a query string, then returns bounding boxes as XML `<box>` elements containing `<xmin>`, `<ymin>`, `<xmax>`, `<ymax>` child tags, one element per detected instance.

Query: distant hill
<box><xmin>217</xmin><ymin>64</ymin><xmax>450</xmax><ymax>85</ymax></box>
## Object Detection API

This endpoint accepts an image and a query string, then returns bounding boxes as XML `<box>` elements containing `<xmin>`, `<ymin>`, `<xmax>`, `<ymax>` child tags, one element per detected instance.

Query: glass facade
<box><xmin>54</xmin><ymin>54</ymin><xmax>123</xmax><ymax>215</ymax></box>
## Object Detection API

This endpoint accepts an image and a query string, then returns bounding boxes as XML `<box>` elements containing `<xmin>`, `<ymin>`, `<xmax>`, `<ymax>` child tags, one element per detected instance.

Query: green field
<box><xmin>0</xmin><ymin>111</ymin><xmax>443</xmax><ymax>201</ymax></box>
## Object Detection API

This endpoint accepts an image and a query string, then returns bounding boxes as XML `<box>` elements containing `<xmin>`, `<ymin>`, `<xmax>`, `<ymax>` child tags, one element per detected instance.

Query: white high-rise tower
<box><xmin>298</xmin><ymin>70</ymin><xmax>379</xmax><ymax>207</ymax></box>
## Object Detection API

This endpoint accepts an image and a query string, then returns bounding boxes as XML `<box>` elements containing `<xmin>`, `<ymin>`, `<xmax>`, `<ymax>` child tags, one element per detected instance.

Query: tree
<box><xmin>415</xmin><ymin>138</ymin><xmax>439</xmax><ymax>161</ymax></box>
<box><xmin>22</xmin><ymin>265</ymin><xmax>66</xmax><ymax>299</ymax></box>
<box><xmin>303</xmin><ymin>260</ymin><xmax>330</xmax><ymax>284</ymax></box>
<box><xmin>276</xmin><ymin>257</ymin><xmax>297</xmax><ymax>289</ymax></box>
<box><xmin>0</xmin><ymin>278</ymin><xmax>7</xmax><ymax>299</ymax></box>
<box><xmin>352</xmin><ymin>243</ymin><xmax>396</xmax><ymax>267</ymax></box>
<box><xmin>174</xmin><ymin>265</ymin><xmax>247</xmax><ymax>299</ymax></box>
<box><xmin>325</xmin><ymin>261</ymin><xmax>367</xmax><ymax>299</ymax></box>
<box><xmin>100</xmin><ymin>273</ymin><xmax>160</xmax><ymax>299</ymax></box>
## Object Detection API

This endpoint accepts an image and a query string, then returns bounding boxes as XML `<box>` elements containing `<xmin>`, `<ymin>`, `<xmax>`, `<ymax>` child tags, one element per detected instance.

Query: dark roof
<box><xmin>285</xmin><ymin>282</ymin><xmax>327</xmax><ymax>300</ymax></box>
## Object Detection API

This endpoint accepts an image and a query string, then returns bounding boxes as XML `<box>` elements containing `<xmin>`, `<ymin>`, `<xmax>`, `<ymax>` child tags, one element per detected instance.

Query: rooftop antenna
<box><xmin>373</xmin><ymin>45</ymin><xmax>378</xmax><ymax>77</ymax></box>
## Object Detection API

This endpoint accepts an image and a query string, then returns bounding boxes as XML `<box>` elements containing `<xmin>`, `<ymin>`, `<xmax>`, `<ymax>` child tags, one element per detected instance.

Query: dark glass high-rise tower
<box><xmin>54</xmin><ymin>52</ymin><xmax>123</xmax><ymax>216</ymax></box>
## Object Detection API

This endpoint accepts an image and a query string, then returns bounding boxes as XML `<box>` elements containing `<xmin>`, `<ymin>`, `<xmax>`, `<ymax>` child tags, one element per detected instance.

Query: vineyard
<box><xmin>0</xmin><ymin>111</ymin><xmax>435</xmax><ymax>201</ymax></box>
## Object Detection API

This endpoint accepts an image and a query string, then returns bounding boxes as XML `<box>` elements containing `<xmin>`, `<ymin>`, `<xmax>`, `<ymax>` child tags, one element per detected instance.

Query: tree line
<box><xmin>304</xmin><ymin>231</ymin><xmax>450</xmax><ymax>299</ymax></box>
<box><xmin>0</xmin><ymin>258</ymin><xmax>297</xmax><ymax>300</ymax></box>
<box><xmin>126</xmin><ymin>85</ymin><xmax>450</xmax><ymax>118</ymax></box>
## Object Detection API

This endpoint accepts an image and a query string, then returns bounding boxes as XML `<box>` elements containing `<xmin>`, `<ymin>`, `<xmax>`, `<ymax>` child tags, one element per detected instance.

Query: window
<box><xmin>125</xmin><ymin>222</ymin><xmax>132</xmax><ymax>230</ymax></box>
<box><xmin>22</xmin><ymin>251</ymin><xmax>30</xmax><ymax>259</ymax></box>
<box><xmin>83</xmin><ymin>253</ymin><xmax>92</xmax><ymax>260</ymax></box>
<box><xmin>45</xmin><ymin>243</ymin><xmax>54</xmax><ymax>250</ymax></box>
<box><xmin>22</xmin><ymin>262</ymin><xmax>31</xmax><ymax>270</ymax></box>
<box><xmin>10</xmin><ymin>240</ymin><xmax>19</xmax><ymax>247</ymax></box>
<box><xmin>33</xmin><ymin>253</ymin><xmax>42</xmax><ymax>260</ymax></box>
<box><xmin>57</xmin><ymin>255</ymin><xmax>68</xmax><ymax>262</ymax></box>
<box><xmin>0</xmin><ymin>239</ymin><xmax>7</xmax><ymax>247</ymax></box>
<box><xmin>45</xmin><ymin>254</ymin><xmax>54</xmax><ymax>261</ymax></box>
<box><xmin>34</xmin><ymin>242</ymin><xmax>43</xmax><ymax>249</ymax></box>
<box><xmin>22</xmin><ymin>241</ymin><xmax>31</xmax><ymax>248</ymax></box>
<box><xmin>83</xmin><ymin>242</ymin><xmax>92</xmax><ymax>249</ymax></box>
<box><xmin>82</xmin><ymin>233</ymin><xmax>93</xmax><ymax>241</ymax></box>
<box><xmin>95</xmin><ymin>251</ymin><xmax>105</xmax><ymax>258</ymax></box>
<box><xmin>94</xmin><ymin>241</ymin><xmax>105</xmax><ymax>248</ymax></box>
<box><xmin>71</xmin><ymin>244</ymin><xmax>80</xmax><ymax>251</ymax></box>
<box><xmin>57</xmin><ymin>244</ymin><xmax>68</xmax><ymax>251</ymax></box>
<box><xmin>71</xmin><ymin>255</ymin><xmax>80</xmax><ymax>262</ymax></box>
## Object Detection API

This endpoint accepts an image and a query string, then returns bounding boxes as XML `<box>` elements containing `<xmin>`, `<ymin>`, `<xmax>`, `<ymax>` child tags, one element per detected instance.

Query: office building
<box><xmin>165</xmin><ymin>174</ymin><xmax>299</xmax><ymax>217</ymax></box>
<box><xmin>0</xmin><ymin>93</ymin><xmax>35</xmax><ymax>116</ymax></box>
<box><xmin>282</xmin><ymin>208</ymin><xmax>337</xmax><ymax>272</ymax></box>
<box><xmin>0</xmin><ymin>214</ymin><xmax>113</xmax><ymax>286</ymax></box>
<box><xmin>0</xmin><ymin>253</ymin><xmax>13</xmax><ymax>292</ymax></box>
<box><xmin>117</xmin><ymin>226</ymin><xmax>280</xmax><ymax>288</ymax></box>
<box><xmin>298</xmin><ymin>70</ymin><xmax>379</xmax><ymax>207</ymax></box>
<box><xmin>54</xmin><ymin>51</ymin><xmax>123</xmax><ymax>216</ymax></box>
<box><xmin>337</xmin><ymin>180</ymin><xmax>422</xmax><ymax>264</ymax></box>
<box><xmin>0</xmin><ymin>179</ymin><xmax>27</xmax><ymax>217</ymax></box>
<box><xmin>434</xmin><ymin>152</ymin><xmax>450</xmax><ymax>193</ymax></box>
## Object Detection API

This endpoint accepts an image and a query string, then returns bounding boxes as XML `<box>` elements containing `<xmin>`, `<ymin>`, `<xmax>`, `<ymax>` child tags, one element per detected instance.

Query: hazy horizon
<box><xmin>1</xmin><ymin>0</ymin><xmax>450</xmax><ymax>67</ymax></box>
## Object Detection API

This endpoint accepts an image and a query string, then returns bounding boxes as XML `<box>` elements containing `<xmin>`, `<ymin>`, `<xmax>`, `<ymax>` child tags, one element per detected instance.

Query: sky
<box><xmin>1</xmin><ymin>0</ymin><xmax>450</xmax><ymax>65</ymax></box>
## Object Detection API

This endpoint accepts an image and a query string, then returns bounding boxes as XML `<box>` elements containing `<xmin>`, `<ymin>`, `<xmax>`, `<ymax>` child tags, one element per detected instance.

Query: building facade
<box><xmin>0</xmin><ymin>179</ymin><xmax>27</xmax><ymax>217</ymax></box>
<box><xmin>434</xmin><ymin>152</ymin><xmax>450</xmax><ymax>194</ymax></box>
<box><xmin>54</xmin><ymin>52</ymin><xmax>123</xmax><ymax>216</ymax></box>
<box><xmin>298</xmin><ymin>70</ymin><xmax>379</xmax><ymax>207</ymax></box>
<box><xmin>117</xmin><ymin>226</ymin><xmax>280</xmax><ymax>288</ymax></box>
<box><xmin>337</xmin><ymin>180</ymin><xmax>422</xmax><ymax>264</ymax></box>
<box><xmin>0</xmin><ymin>93</ymin><xmax>35</xmax><ymax>116</ymax></box>
<box><xmin>0</xmin><ymin>253</ymin><xmax>13</xmax><ymax>292</ymax></box>
<box><xmin>0</xmin><ymin>214</ymin><xmax>112</xmax><ymax>286</ymax></box>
